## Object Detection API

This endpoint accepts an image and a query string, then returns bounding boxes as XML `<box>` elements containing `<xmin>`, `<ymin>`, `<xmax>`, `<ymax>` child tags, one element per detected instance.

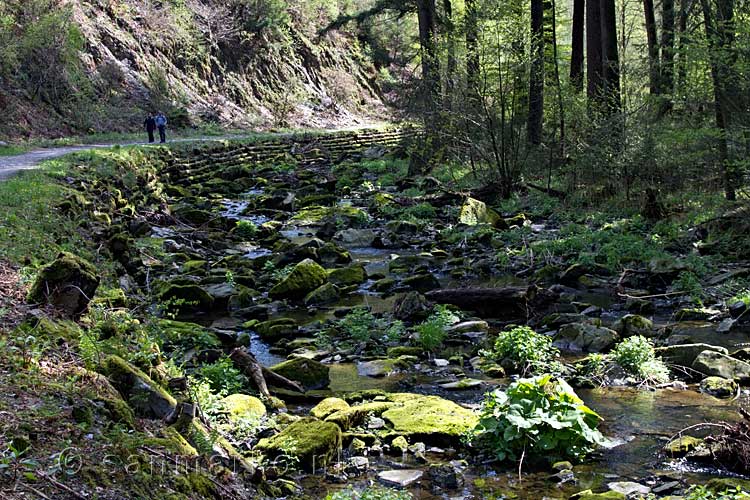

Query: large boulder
<box><xmin>100</xmin><ymin>355</ymin><xmax>176</xmax><ymax>419</ymax></box>
<box><xmin>700</xmin><ymin>376</ymin><xmax>738</xmax><ymax>398</ymax></box>
<box><xmin>656</xmin><ymin>343</ymin><xmax>728</xmax><ymax>367</ymax></box>
<box><xmin>269</xmin><ymin>258</ymin><xmax>328</xmax><ymax>300</ymax></box>
<box><xmin>327</xmin><ymin>265</ymin><xmax>366</xmax><ymax>287</ymax></box>
<box><xmin>271</xmin><ymin>357</ymin><xmax>330</xmax><ymax>390</ymax></box>
<box><xmin>692</xmin><ymin>351</ymin><xmax>750</xmax><ymax>384</ymax></box>
<box><xmin>156</xmin><ymin>283</ymin><xmax>214</xmax><ymax>315</ymax></box>
<box><xmin>554</xmin><ymin>323</ymin><xmax>619</xmax><ymax>353</ymax></box>
<box><xmin>393</xmin><ymin>292</ymin><xmax>432</xmax><ymax>322</ymax></box>
<box><xmin>255</xmin><ymin>418</ymin><xmax>341</xmax><ymax>472</ymax></box>
<box><xmin>303</xmin><ymin>283</ymin><xmax>340</xmax><ymax>306</ymax></box>
<box><xmin>310</xmin><ymin>398</ymin><xmax>350</xmax><ymax>420</ymax></box>
<box><xmin>612</xmin><ymin>314</ymin><xmax>654</xmax><ymax>338</ymax></box>
<box><xmin>459</xmin><ymin>198</ymin><xmax>501</xmax><ymax>226</ymax></box>
<box><xmin>219</xmin><ymin>394</ymin><xmax>266</xmax><ymax>422</ymax></box>
<box><xmin>27</xmin><ymin>252</ymin><xmax>100</xmax><ymax>317</ymax></box>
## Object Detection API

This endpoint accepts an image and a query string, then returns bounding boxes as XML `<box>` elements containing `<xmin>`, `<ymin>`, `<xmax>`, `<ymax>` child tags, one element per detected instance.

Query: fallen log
<box><xmin>229</xmin><ymin>348</ymin><xmax>304</xmax><ymax>397</ymax></box>
<box><xmin>525</xmin><ymin>182</ymin><xmax>567</xmax><ymax>200</ymax></box>
<box><xmin>425</xmin><ymin>286</ymin><xmax>552</xmax><ymax>319</ymax></box>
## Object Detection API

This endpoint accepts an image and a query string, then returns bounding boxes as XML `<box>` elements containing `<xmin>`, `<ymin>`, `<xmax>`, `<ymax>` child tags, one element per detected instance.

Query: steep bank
<box><xmin>0</xmin><ymin>0</ymin><xmax>388</xmax><ymax>140</ymax></box>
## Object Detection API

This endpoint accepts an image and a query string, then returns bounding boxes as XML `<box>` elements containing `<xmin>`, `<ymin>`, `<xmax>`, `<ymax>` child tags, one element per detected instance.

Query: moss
<box><xmin>700</xmin><ymin>376</ymin><xmax>738</xmax><ymax>398</ymax></box>
<box><xmin>256</xmin><ymin>318</ymin><xmax>299</xmax><ymax>342</ymax></box>
<box><xmin>303</xmin><ymin>282</ymin><xmax>340</xmax><ymax>306</ymax></box>
<box><xmin>310</xmin><ymin>397</ymin><xmax>350</xmax><ymax>419</ymax></box>
<box><xmin>91</xmin><ymin>287</ymin><xmax>129</xmax><ymax>308</ymax></box>
<box><xmin>458</xmin><ymin>197</ymin><xmax>501</xmax><ymax>226</ymax></box>
<box><xmin>15</xmin><ymin>317</ymin><xmax>82</xmax><ymax>343</ymax></box>
<box><xmin>156</xmin><ymin>283</ymin><xmax>214</xmax><ymax>314</ymax></box>
<box><xmin>571</xmin><ymin>491</ymin><xmax>626</xmax><ymax>500</ymax></box>
<box><xmin>705</xmin><ymin>478</ymin><xmax>750</xmax><ymax>493</ymax></box>
<box><xmin>381</xmin><ymin>394</ymin><xmax>478</xmax><ymax>446</ymax></box>
<box><xmin>387</xmin><ymin>346</ymin><xmax>424</xmax><ymax>358</ymax></box>
<box><xmin>325</xmin><ymin>402</ymin><xmax>395</xmax><ymax>431</ymax></box>
<box><xmin>255</xmin><ymin>417</ymin><xmax>342</xmax><ymax>472</ymax></box>
<box><xmin>100</xmin><ymin>355</ymin><xmax>176</xmax><ymax>419</ymax></box>
<box><xmin>292</xmin><ymin>206</ymin><xmax>368</xmax><ymax>227</ymax></box>
<box><xmin>27</xmin><ymin>251</ymin><xmax>100</xmax><ymax>316</ymax></box>
<box><xmin>613</xmin><ymin>314</ymin><xmax>654</xmax><ymax>338</ymax></box>
<box><xmin>156</xmin><ymin>319</ymin><xmax>221</xmax><ymax>349</ymax></box>
<box><xmin>173</xmin><ymin>472</ymin><xmax>217</xmax><ymax>497</ymax></box>
<box><xmin>271</xmin><ymin>357</ymin><xmax>330</xmax><ymax>390</ymax></box>
<box><xmin>663</xmin><ymin>435</ymin><xmax>704</xmax><ymax>457</ymax></box>
<box><xmin>269</xmin><ymin>258</ymin><xmax>328</xmax><ymax>300</ymax></box>
<box><xmin>220</xmin><ymin>394</ymin><xmax>267</xmax><ymax>422</ymax></box>
<box><xmin>146</xmin><ymin>427</ymin><xmax>199</xmax><ymax>456</ymax></box>
<box><xmin>327</xmin><ymin>265</ymin><xmax>366</xmax><ymax>286</ymax></box>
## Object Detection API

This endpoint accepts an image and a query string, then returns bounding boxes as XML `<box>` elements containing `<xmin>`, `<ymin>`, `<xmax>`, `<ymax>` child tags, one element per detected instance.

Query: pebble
<box><xmin>434</xmin><ymin>358</ymin><xmax>450</xmax><ymax>367</ymax></box>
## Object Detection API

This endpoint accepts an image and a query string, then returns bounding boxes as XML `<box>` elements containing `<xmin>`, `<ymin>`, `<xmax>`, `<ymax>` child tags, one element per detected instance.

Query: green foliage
<box><xmin>471</xmin><ymin>375</ymin><xmax>610</xmax><ymax>464</ymax></box>
<box><xmin>332</xmin><ymin>307</ymin><xmax>405</xmax><ymax>347</ymax></box>
<box><xmin>235</xmin><ymin>219</ymin><xmax>258</xmax><ymax>239</ymax></box>
<box><xmin>611</xmin><ymin>336</ymin><xmax>669</xmax><ymax>383</ymax></box>
<box><xmin>674</xmin><ymin>271</ymin><xmax>705</xmax><ymax>305</ymax></box>
<box><xmin>326</xmin><ymin>485</ymin><xmax>413</xmax><ymax>500</ymax></box>
<box><xmin>491</xmin><ymin>326</ymin><xmax>559</xmax><ymax>375</ymax></box>
<box><xmin>682</xmin><ymin>485</ymin><xmax>750</xmax><ymax>500</ymax></box>
<box><xmin>198</xmin><ymin>357</ymin><xmax>249</xmax><ymax>394</ymax></box>
<box><xmin>415</xmin><ymin>305</ymin><xmax>460</xmax><ymax>352</ymax></box>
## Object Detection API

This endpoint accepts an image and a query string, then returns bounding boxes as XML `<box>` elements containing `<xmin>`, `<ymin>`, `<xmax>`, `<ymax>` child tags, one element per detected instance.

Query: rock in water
<box><xmin>27</xmin><ymin>252</ymin><xmax>99</xmax><ymax>317</ymax></box>
<box><xmin>554</xmin><ymin>322</ymin><xmax>619</xmax><ymax>353</ymax></box>
<box><xmin>271</xmin><ymin>357</ymin><xmax>330</xmax><ymax>390</ymax></box>
<box><xmin>377</xmin><ymin>469</ymin><xmax>424</xmax><ymax>488</ymax></box>
<box><xmin>255</xmin><ymin>418</ymin><xmax>341</xmax><ymax>472</ymax></box>
<box><xmin>692</xmin><ymin>350</ymin><xmax>750</xmax><ymax>384</ymax></box>
<box><xmin>700</xmin><ymin>376</ymin><xmax>738</xmax><ymax>398</ymax></box>
<box><xmin>269</xmin><ymin>258</ymin><xmax>328</xmax><ymax>300</ymax></box>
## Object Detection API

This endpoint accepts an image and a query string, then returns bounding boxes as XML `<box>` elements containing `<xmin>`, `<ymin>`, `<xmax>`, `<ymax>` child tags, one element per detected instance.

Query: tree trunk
<box><xmin>676</xmin><ymin>0</ymin><xmax>689</xmax><ymax>92</ymax></box>
<box><xmin>443</xmin><ymin>0</ymin><xmax>457</xmax><ymax>112</ymax></box>
<box><xmin>528</xmin><ymin>0</ymin><xmax>545</xmax><ymax>145</ymax></box>
<box><xmin>600</xmin><ymin>0</ymin><xmax>621</xmax><ymax>113</ymax></box>
<box><xmin>465</xmin><ymin>0</ymin><xmax>480</xmax><ymax>99</ymax></box>
<box><xmin>660</xmin><ymin>0</ymin><xmax>676</xmax><ymax>95</ymax></box>
<box><xmin>700</xmin><ymin>0</ymin><xmax>736</xmax><ymax>200</ymax></box>
<box><xmin>570</xmin><ymin>0</ymin><xmax>585</xmax><ymax>92</ymax></box>
<box><xmin>550</xmin><ymin>0</ymin><xmax>566</xmax><ymax>159</ymax></box>
<box><xmin>417</xmin><ymin>0</ymin><xmax>440</xmax><ymax>116</ymax></box>
<box><xmin>643</xmin><ymin>0</ymin><xmax>660</xmax><ymax>94</ymax></box>
<box><xmin>586</xmin><ymin>0</ymin><xmax>604</xmax><ymax>105</ymax></box>
<box><xmin>229</xmin><ymin>348</ymin><xmax>304</xmax><ymax>397</ymax></box>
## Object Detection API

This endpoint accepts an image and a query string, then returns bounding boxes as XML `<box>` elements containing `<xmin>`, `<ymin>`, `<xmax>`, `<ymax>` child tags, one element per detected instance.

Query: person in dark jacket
<box><xmin>144</xmin><ymin>114</ymin><xmax>156</xmax><ymax>143</ymax></box>
<box><xmin>155</xmin><ymin>112</ymin><xmax>168</xmax><ymax>143</ymax></box>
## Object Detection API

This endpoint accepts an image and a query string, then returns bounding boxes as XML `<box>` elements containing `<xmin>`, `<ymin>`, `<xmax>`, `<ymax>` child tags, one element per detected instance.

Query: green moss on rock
<box><xmin>381</xmin><ymin>393</ymin><xmax>478</xmax><ymax>446</ymax></box>
<box><xmin>220</xmin><ymin>394</ymin><xmax>267</xmax><ymax>422</ymax></box>
<box><xmin>325</xmin><ymin>402</ymin><xmax>395</xmax><ymax>431</ymax></box>
<box><xmin>100</xmin><ymin>355</ymin><xmax>176</xmax><ymax>419</ymax></box>
<box><xmin>310</xmin><ymin>398</ymin><xmax>350</xmax><ymax>420</ymax></box>
<box><xmin>255</xmin><ymin>417</ymin><xmax>342</xmax><ymax>472</ymax></box>
<box><xmin>27</xmin><ymin>252</ymin><xmax>100</xmax><ymax>316</ymax></box>
<box><xmin>271</xmin><ymin>357</ymin><xmax>330</xmax><ymax>390</ymax></box>
<box><xmin>328</xmin><ymin>265</ymin><xmax>366</xmax><ymax>286</ymax></box>
<box><xmin>269</xmin><ymin>258</ymin><xmax>328</xmax><ymax>300</ymax></box>
<box><xmin>303</xmin><ymin>283</ymin><xmax>340</xmax><ymax>306</ymax></box>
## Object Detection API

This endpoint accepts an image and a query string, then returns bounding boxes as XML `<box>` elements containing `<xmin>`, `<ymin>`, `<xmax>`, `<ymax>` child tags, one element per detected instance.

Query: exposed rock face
<box><xmin>255</xmin><ymin>418</ymin><xmax>342</xmax><ymax>472</ymax></box>
<box><xmin>27</xmin><ymin>252</ymin><xmax>100</xmax><ymax>317</ymax></box>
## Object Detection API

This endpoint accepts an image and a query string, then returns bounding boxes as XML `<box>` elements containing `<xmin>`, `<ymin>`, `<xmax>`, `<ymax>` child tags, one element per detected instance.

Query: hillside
<box><xmin>0</xmin><ymin>0</ymin><xmax>389</xmax><ymax>139</ymax></box>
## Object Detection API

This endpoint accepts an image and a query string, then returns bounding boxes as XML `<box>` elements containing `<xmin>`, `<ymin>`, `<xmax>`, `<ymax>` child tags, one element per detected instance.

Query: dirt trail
<box><xmin>0</xmin><ymin>136</ymin><xmax>253</xmax><ymax>181</ymax></box>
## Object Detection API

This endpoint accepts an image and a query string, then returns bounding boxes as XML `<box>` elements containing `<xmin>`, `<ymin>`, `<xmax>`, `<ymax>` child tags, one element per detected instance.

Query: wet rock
<box><xmin>346</xmin><ymin>456</ymin><xmax>369</xmax><ymax>473</ymax></box>
<box><xmin>393</xmin><ymin>291</ymin><xmax>432</xmax><ymax>321</ymax></box>
<box><xmin>692</xmin><ymin>350</ymin><xmax>750</xmax><ymax>384</ymax></box>
<box><xmin>373</xmin><ymin>278</ymin><xmax>397</xmax><ymax>293</ymax></box>
<box><xmin>328</xmin><ymin>265</ymin><xmax>366</xmax><ymax>286</ymax></box>
<box><xmin>381</xmin><ymin>393</ymin><xmax>478</xmax><ymax>446</ymax></box>
<box><xmin>318</xmin><ymin>242</ymin><xmax>353</xmax><ymax>265</ymax></box>
<box><xmin>256</xmin><ymin>318</ymin><xmax>299</xmax><ymax>342</ymax></box>
<box><xmin>390</xmin><ymin>435</ymin><xmax>409</xmax><ymax>454</ymax></box>
<box><xmin>219</xmin><ymin>394</ymin><xmax>266</xmax><ymax>422</ymax></box>
<box><xmin>156</xmin><ymin>282</ymin><xmax>214</xmax><ymax>315</ymax></box>
<box><xmin>459</xmin><ymin>197</ymin><xmax>501</xmax><ymax>226</ymax></box>
<box><xmin>101</xmin><ymin>355</ymin><xmax>176</xmax><ymax>419</ymax></box>
<box><xmin>730</xmin><ymin>300</ymin><xmax>749</xmax><ymax>319</ymax></box>
<box><xmin>656</xmin><ymin>343</ymin><xmax>728</xmax><ymax>367</ymax></box>
<box><xmin>402</xmin><ymin>273</ymin><xmax>441</xmax><ymax>293</ymax></box>
<box><xmin>271</xmin><ymin>358</ymin><xmax>330</xmax><ymax>390</ymax></box>
<box><xmin>326</xmin><ymin>402</ymin><xmax>395</xmax><ymax>431</ymax></box>
<box><xmin>428</xmin><ymin>462</ymin><xmax>465</xmax><ymax>490</ymax></box>
<box><xmin>27</xmin><ymin>252</ymin><xmax>100</xmax><ymax>317</ymax></box>
<box><xmin>303</xmin><ymin>283</ymin><xmax>340</xmax><ymax>306</ymax></box>
<box><xmin>440</xmin><ymin>379</ymin><xmax>483</xmax><ymax>390</ymax></box>
<box><xmin>676</xmin><ymin>307</ymin><xmax>721</xmax><ymax>321</ymax></box>
<box><xmin>612</xmin><ymin>314</ymin><xmax>654</xmax><ymax>338</ymax></box>
<box><xmin>357</xmin><ymin>357</ymin><xmax>415</xmax><ymax>377</ymax></box>
<box><xmin>311</xmin><ymin>398</ymin><xmax>350</xmax><ymax>419</ymax></box>
<box><xmin>717</xmin><ymin>317</ymin><xmax>736</xmax><ymax>333</ymax></box>
<box><xmin>570</xmin><ymin>491</ymin><xmax>626</xmax><ymax>500</ymax></box>
<box><xmin>554</xmin><ymin>323</ymin><xmax>619</xmax><ymax>353</ymax></box>
<box><xmin>606</xmin><ymin>482</ymin><xmax>650</xmax><ymax>496</ymax></box>
<box><xmin>378</xmin><ymin>469</ymin><xmax>423</xmax><ymax>488</ymax></box>
<box><xmin>700</xmin><ymin>376</ymin><xmax>738</xmax><ymax>398</ymax></box>
<box><xmin>255</xmin><ymin>418</ymin><xmax>341</xmax><ymax>472</ymax></box>
<box><xmin>269</xmin><ymin>258</ymin><xmax>328</xmax><ymax>300</ymax></box>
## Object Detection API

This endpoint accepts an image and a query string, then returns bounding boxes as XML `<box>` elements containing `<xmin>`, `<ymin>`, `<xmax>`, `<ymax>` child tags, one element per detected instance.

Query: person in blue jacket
<box><xmin>155</xmin><ymin>112</ymin><xmax>168</xmax><ymax>143</ymax></box>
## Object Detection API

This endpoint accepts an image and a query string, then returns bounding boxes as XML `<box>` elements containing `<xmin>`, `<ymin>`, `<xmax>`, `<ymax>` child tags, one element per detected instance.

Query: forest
<box><xmin>0</xmin><ymin>0</ymin><xmax>750</xmax><ymax>499</ymax></box>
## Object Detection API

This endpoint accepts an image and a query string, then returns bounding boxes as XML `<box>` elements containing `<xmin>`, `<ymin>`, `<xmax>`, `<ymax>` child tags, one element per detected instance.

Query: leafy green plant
<box><xmin>335</xmin><ymin>307</ymin><xmax>405</xmax><ymax>347</ymax></box>
<box><xmin>415</xmin><ymin>305</ymin><xmax>460</xmax><ymax>352</ymax></box>
<box><xmin>198</xmin><ymin>357</ymin><xmax>249</xmax><ymax>394</ymax></box>
<box><xmin>682</xmin><ymin>484</ymin><xmax>750</xmax><ymax>500</ymax></box>
<box><xmin>470</xmin><ymin>375</ymin><xmax>610</xmax><ymax>464</ymax></box>
<box><xmin>490</xmin><ymin>326</ymin><xmax>559</xmax><ymax>375</ymax></box>
<box><xmin>674</xmin><ymin>271</ymin><xmax>705</xmax><ymax>305</ymax></box>
<box><xmin>326</xmin><ymin>485</ymin><xmax>413</xmax><ymax>500</ymax></box>
<box><xmin>235</xmin><ymin>219</ymin><xmax>258</xmax><ymax>239</ymax></box>
<box><xmin>611</xmin><ymin>335</ymin><xmax>669</xmax><ymax>383</ymax></box>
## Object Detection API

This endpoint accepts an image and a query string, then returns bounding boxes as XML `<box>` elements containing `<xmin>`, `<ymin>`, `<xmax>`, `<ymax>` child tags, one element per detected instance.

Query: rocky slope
<box><xmin>0</xmin><ymin>0</ymin><xmax>387</xmax><ymax>139</ymax></box>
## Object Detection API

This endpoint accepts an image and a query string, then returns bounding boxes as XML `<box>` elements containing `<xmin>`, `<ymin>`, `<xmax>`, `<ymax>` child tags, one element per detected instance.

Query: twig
<box><xmin>18</xmin><ymin>481</ymin><xmax>52</xmax><ymax>500</ymax></box>
<box><xmin>36</xmin><ymin>470</ymin><xmax>87</xmax><ymax>500</ymax></box>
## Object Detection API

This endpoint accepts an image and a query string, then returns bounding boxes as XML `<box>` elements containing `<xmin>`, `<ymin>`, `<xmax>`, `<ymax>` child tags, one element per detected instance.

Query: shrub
<box><xmin>491</xmin><ymin>326</ymin><xmax>559</xmax><ymax>375</ymax></box>
<box><xmin>683</xmin><ymin>484</ymin><xmax>750</xmax><ymax>500</ymax></box>
<box><xmin>337</xmin><ymin>307</ymin><xmax>405</xmax><ymax>346</ymax></box>
<box><xmin>611</xmin><ymin>335</ymin><xmax>669</xmax><ymax>383</ymax></box>
<box><xmin>415</xmin><ymin>305</ymin><xmax>460</xmax><ymax>352</ymax></box>
<box><xmin>198</xmin><ymin>357</ymin><xmax>249</xmax><ymax>394</ymax></box>
<box><xmin>235</xmin><ymin>219</ymin><xmax>258</xmax><ymax>239</ymax></box>
<box><xmin>471</xmin><ymin>375</ymin><xmax>610</xmax><ymax>464</ymax></box>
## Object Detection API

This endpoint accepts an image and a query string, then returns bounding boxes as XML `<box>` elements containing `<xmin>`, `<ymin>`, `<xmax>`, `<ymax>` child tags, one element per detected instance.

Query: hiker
<box><xmin>155</xmin><ymin>111</ymin><xmax>168</xmax><ymax>143</ymax></box>
<box><xmin>143</xmin><ymin>113</ymin><xmax>156</xmax><ymax>143</ymax></box>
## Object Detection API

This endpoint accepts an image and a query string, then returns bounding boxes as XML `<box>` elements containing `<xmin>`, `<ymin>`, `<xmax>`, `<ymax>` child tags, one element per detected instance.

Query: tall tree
<box><xmin>586</xmin><ymin>0</ymin><xmax>604</xmax><ymax>104</ymax></box>
<box><xmin>599</xmin><ymin>0</ymin><xmax>621</xmax><ymax>113</ymax></box>
<box><xmin>660</xmin><ymin>0</ymin><xmax>676</xmax><ymax>95</ymax></box>
<box><xmin>676</xmin><ymin>0</ymin><xmax>690</xmax><ymax>91</ymax></box>
<box><xmin>570</xmin><ymin>0</ymin><xmax>585</xmax><ymax>92</ymax></box>
<box><xmin>442</xmin><ymin>0</ymin><xmax>457</xmax><ymax>111</ymax></box>
<box><xmin>643</xmin><ymin>0</ymin><xmax>660</xmax><ymax>94</ymax></box>
<box><xmin>465</xmin><ymin>0</ymin><xmax>480</xmax><ymax>99</ymax></box>
<box><xmin>417</xmin><ymin>0</ymin><xmax>440</xmax><ymax>115</ymax></box>
<box><xmin>528</xmin><ymin>0</ymin><xmax>545</xmax><ymax>145</ymax></box>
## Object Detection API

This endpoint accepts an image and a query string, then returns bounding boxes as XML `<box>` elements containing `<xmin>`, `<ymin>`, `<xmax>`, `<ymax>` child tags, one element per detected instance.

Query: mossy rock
<box><xmin>328</xmin><ymin>265</ymin><xmax>366</xmax><ymax>286</ymax></box>
<box><xmin>146</xmin><ymin>427</ymin><xmax>199</xmax><ymax>456</ymax></box>
<box><xmin>459</xmin><ymin>197</ymin><xmax>501</xmax><ymax>226</ymax></box>
<box><xmin>219</xmin><ymin>394</ymin><xmax>266</xmax><ymax>422</ymax></box>
<box><xmin>91</xmin><ymin>287</ymin><xmax>129</xmax><ymax>309</ymax></box>
<box><xmin>387</xmin><ymin>346</ymin><xmax>424</xmax><ymax>358</ymax></box>
<box><xmin>700</xmin><ymin>376</ymin><xmax>738</xmax><ymax>398</ymax></box>
<box><xmin>612</xmin><ymin>314</ymin><xmax>654</xmax><ymax>338</ymax></box>
<box><xmin>271</xmin><ymin>357</ymin><xmax>330</xmax><ymax>390</ymax></box>
<box><xmin>705</xmin><ymin>478</ymin><xmax>750</xmax><ymax>493</ymax></box>
<box><xmin>310</xmin><ymin>398</ymin><xmax>350</xmax><ymax>419</ymax></box>
<box><xmin>269</xmin><ymin>258</ymin><xmax>328</xmax><ymax>300</ymax></box>
<box><xmin>325</xmin><ymin>401</ymin><xmax>395</xmax><ymax>431</ymax></box>
<box><xmin>156</xmin><ymin>283</ymin><xmax>214</xmax><ymax>314</ymax></box>
<box><xmin>292</xmin><ymin>206</ymin><xmax>368</xmax><ymax>227</ymax></box>
<box><xmin>381</xmin><ymin>393</ymin><xmax>478</xmax><ymax>447</ymax></box>
<box><xmin>100</xmin><ymin>355</ymin><xmax>176</xmax><ymax>419</ymax></box>
<box><xmin>663</xmin><ymin>435</ymin><xmax>704</xmax><ymax>457</ymax></box>
<box><xmin>182</xmin><ymin>260</ymin><xmax>208</xmax><ymax>274</ymax></box>
<box><xmin>570</xmin><ymin>491</ymin><xmax>626</xmax><ymax>500</ymax></box>
<box><xmin>27</xmin><ymin>252</ymin><xmax>100</xmax><ymax>317</ymax></box>
<box><xmin>402</xmin><ymin>273</ymin><xmax>441</xmax><ymax>293</ymax></box>
<box><xmin>14</xmin><ymin>317</ymin><xmax>82</xmax><ymax>343</ymax></box>
<box><xmin>303</xmin><ymin>283</ymin><xmax>340</xmax><ymax>306</ymax></box>
<box><xmin>256</xmin><ymin>318</ymin><xmax>299</xmax><ymax>342</ymax></box>
<box><xmin>255</xmin><ymin>417</ymin><xmax>342</xmax><ymax>472</ymax></box>
<box><xmin>156</xmin><ymin>319</ymin><xmax>221</xmax><ymax>349</ymax></box>
<box><xmin>318</xmin><ymin>242</ymin><xmax>353</xmax><ymax>265</ymax></box>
